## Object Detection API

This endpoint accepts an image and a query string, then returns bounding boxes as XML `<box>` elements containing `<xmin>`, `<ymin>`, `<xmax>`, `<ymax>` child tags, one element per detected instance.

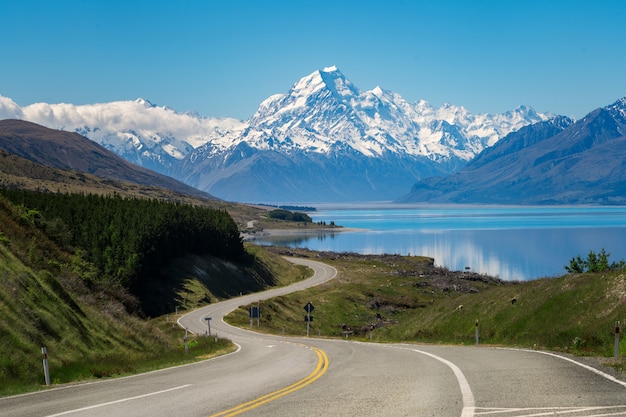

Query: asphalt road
<box><xmin>3</xmin><ymin>258</ymin><xmax>626</xmax><ymax>417</ymax></box>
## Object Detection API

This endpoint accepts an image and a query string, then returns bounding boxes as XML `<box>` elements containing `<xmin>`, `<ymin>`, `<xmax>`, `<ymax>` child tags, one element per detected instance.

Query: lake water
<box><xmin>254</xmin><ymin>204</ymin><xmax>626</xmax><ymax>281</ymax></box>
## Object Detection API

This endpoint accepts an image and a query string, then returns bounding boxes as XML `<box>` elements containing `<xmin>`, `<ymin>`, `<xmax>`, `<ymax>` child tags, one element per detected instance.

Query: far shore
<box><xmin>242</xmin><ymin>226</ymin><xmax>363</xmax><ymax>240</ymax></box>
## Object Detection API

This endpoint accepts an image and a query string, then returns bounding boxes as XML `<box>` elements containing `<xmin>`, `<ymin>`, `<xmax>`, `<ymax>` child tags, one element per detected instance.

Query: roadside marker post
<box><xmin>615</xmin><ymin>321</ymin><xmax>621</xmax><ymax>360</ymax></box>
<box><xmin>41</xmin><ymin>347</ymin><xmax>51</xmax><ymax>386</ymax></box>
<box><xmin>475</xmin><ymin>320</ymin><xmax>479</xmax><ymax>346</ymax></box>
<box><xmin>184</xmin><ymin>327</ymin><xmax>189</xmax><ymax>355</ymax></box>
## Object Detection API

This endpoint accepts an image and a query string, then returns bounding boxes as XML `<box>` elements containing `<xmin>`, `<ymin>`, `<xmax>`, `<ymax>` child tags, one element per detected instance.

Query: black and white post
<box><xmin>475</xmin><ymin>319</ymin><xmax>479</xmax><ymax>346</ymax></box>
<box><xmin>615</xmin><ymin>321</ymin><xmax>621</xmax><ymax>360</ymax></box>
<box><xmin>41</xmin><ymin>347</ymin><xmax>50</xmax><ymax>386</ymax></box>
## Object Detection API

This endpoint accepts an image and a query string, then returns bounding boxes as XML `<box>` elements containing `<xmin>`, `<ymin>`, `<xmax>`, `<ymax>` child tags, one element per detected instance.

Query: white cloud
<box><xmin>0</xmin><ymin>95</ymin><xmax>24</xmax><ymax>120</ymax></box>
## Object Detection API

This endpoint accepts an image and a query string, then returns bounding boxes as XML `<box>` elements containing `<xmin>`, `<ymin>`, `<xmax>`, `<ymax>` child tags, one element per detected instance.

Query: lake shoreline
<box><xmin>247</xmin><ymin>205</ymin><xmax>626</xmax><ymax>281</ymax></box>
<box><xmin>242</xmin><ymin>226</ymin><xmax>363</xmax><ymax>241</ymax></box>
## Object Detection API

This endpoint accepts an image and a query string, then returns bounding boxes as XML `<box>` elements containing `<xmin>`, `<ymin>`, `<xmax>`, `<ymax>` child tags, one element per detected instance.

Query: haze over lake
<box><xmin>255</xmin><ymin>204</ymin><xmax>626</xmax><ymax>281</ymax></box>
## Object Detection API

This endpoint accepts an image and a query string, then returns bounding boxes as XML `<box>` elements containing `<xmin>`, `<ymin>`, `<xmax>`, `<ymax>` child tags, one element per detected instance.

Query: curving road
<box><xmin>3</xmin><ymin>258</ymin><xmax>626</xmax><ymax>416</ymax></box>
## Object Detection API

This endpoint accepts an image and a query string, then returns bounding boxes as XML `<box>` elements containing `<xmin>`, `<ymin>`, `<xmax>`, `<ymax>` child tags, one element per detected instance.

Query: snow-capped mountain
<box><xmin>0</xmin><ymin>66</ymin><xmax>553</xmax><ymax>202</ymax></box>
<box><xmin>0</xmin><ymin>95</ymin><xmax>245</xmax><ymax>173</ymax></box>
<box><xmin>171</xmin><ymin>66</ymin><xmax>552</xmax><ymax>201</ymax></box>
<box><xmin>398</xmin><ymin>95</ymin><xmax>626</xmax><ymax>204</ymax></box>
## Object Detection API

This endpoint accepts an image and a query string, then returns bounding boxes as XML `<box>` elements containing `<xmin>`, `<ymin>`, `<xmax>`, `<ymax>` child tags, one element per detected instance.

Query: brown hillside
<box><xmin>0</xmin><ymin>119</ymin><xmax>215</xmax><ymax>200</ymax></box>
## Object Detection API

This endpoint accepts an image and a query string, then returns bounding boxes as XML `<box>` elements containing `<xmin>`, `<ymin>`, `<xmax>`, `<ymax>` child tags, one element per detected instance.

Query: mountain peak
<box><xmin>371</xmin><ymin>86</ymin><xmax>384</xmax><ymax>96</ymax></box>
<box><xmin>286</xmin><ymin>66</ymin><xmax>360</xmax><ymax>106</ymax></box>
<box><xmin>135</xmin><ymin>98</ymin><xmax>155</xmax><ymax>108</ymax></box>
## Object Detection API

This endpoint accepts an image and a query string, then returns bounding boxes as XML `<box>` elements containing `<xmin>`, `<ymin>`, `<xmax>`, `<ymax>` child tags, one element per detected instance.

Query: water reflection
<box><xmin>255</xmin><ymin>226</ymin><xmax>626</xmax><ymax>281</ymax></box>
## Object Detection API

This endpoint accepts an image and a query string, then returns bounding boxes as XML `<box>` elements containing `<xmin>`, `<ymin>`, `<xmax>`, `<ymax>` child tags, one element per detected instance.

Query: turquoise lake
<box><xmin>254</xmin><ymin>204</ymin><xmax>626</xmax><ymax>280</ymax></box>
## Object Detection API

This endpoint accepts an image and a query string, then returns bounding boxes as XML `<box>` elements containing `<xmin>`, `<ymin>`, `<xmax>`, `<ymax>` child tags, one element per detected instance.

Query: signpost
<box><xmin>205</xmin><ymin>317</ymin><xmax>212</xmax><ymax>336</ymax></box>
<box><xmin>304</xmin><ymin>302</ymin><xmax>315</xmax><ymax>337</ymax></box>
<box><xmin>250</xmin><ymin>303</ymin><xmax>260</xmax><ymax>327</ymax></box>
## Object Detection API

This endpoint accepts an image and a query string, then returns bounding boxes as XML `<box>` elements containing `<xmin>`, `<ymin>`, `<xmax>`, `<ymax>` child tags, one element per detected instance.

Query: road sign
<box><xmin>250</xmin><ymin>306</ymin><xmax>260</xmax><ymax>318</ymax></box>
<box><xmin>304</xmin><ymin>302</ymin><xmax>315</xmax><ymax>336</ymax></box>
<box><xmin>205</xmin><ymin>317</ymin><xmax>212</xmax><ymax>336</ymax></box>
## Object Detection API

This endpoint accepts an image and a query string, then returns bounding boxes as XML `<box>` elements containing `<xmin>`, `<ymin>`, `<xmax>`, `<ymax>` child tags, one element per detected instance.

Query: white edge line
<box><xmin>44</xmin><ymin>384</ymin><xmax>192</xmax><ymax>417</ymax></box>
<box><xmin>411</xmin><ymin>349</ymin><xmax>476</xmax><ymax>417</ymax></box>
<box><xmin>1</xmin><ymin>343</ymin><xmax>242</xmax><ymax>401</ymax></box>
<box><xmin>503</xmin><ymin>348</ymin><xmax>626</xmax><ymax>389</ymax></box>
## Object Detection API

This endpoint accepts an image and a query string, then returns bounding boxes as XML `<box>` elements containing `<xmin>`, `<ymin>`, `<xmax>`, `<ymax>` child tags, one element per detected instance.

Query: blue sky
<box><xmin>2</xmin><ymin>0</ymin><xmax>625</xmax><ymax>120</ymax></box>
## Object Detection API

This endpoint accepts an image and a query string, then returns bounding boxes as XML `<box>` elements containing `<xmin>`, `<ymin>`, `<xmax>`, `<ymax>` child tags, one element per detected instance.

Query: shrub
<box><xmin>564</xmin><ymin>248</ymin><xmax>625</xmax><ymax>273</ymax></box>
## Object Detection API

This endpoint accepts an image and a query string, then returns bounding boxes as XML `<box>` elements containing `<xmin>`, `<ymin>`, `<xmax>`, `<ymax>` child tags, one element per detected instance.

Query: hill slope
<box><xmin>0</xmin><ymin>119</ymin><xmax>215</xmax><ymax>201</ymax></box>
<box><xmin>0</xmin><ymin>187</ymin><xmax>304</xmax><ymax>394</ymax></box>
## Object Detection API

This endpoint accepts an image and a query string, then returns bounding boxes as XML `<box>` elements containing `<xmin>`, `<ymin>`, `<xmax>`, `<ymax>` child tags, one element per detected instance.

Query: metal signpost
<box><xmin>205</xmin><ymin>317</ymin><xmax>212</xmax><ymax>336</ymax></box>
<box><xmin>304</xmin><ymin>302</ymin><xmax>315</xmax><ymax>337</ymax></box>
<box><xmin>250</xmin><ymin>304</ymin><xmax>260</xmax><ymax>327</ymax></box>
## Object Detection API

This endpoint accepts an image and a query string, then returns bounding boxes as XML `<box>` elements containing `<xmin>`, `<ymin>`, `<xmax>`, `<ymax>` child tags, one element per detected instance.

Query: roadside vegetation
<box><xmin>2</xmin><ymin>180</ymin><xmax>625</xmax><ymax>395</ymax></box>
<box><xmin>0</xmin><ymin>188</ymin><xmax>303</xmax><ymax>396</ymax></box>
<box><xmin>226</xmin><ymin>246</ymin><xmax>626</xmax><ymax>368</ymax></box>
<box><xmin>565</xmin><ymin>248</ymin><xmax>625</xmax><ymax>273</ymax></box>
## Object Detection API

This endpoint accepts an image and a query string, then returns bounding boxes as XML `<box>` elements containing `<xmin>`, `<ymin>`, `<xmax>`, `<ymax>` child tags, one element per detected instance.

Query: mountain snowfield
<box><xmin>0</xmin><ymin>66</ymin><xmax>554</xmax><ymax>202</ymax></box>
<box><xmin>399</xmin><ymin>94</ymin><xmax>626</xmax><ymax>205</ymax></box>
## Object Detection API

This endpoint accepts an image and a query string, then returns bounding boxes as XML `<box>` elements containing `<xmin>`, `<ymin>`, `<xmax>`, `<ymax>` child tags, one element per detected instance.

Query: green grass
<box><xmin>227</xmin><ymin>246</ymin><xmax>626</xmax><ymax>362</ymax></box>
<box><xmin>0</xmin><ymin>243</ymin><xmax>236</xmax><ymax>397</ymax></box>
<box><xmin>4</xmin><ymin>228</ymin><xmax>626</xmax><ymax>397</ymax></box>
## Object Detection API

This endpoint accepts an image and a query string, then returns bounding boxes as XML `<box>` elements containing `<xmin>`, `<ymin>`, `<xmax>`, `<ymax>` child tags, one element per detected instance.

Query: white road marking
<box><xmin>475</xmin><ymin>405</ymin><xmax>626</xmax><ymax>416</ymax></box>
<box><xmin>506</xmin><ymin>348</ymin><xmax>626</xmax><ymax>389</ymax></box>
<box><xmin>44</xmin><ymin>384</ymin><xmax>192</xmax><ymax>416</ymax></box>
<box><xmin>412</xmin><ymin>349</ymin><xmax>476</xmax><ymax>417</ymax></box>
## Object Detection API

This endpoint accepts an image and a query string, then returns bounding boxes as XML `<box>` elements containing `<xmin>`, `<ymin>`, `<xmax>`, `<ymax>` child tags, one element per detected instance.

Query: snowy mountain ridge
<box><xmin>0</xmin><ymin>66</ymin><xmax>555</xmax><ymax>202</ymax></box>
<box><xmin>235</xmin><ymin>66</ymin><xmax>551</xmax><ymax>162</ymax></box>
<box><xmin>0</xmin><ymin>67</ymin><xmax>550</xmax><ymax>163</ymax></box>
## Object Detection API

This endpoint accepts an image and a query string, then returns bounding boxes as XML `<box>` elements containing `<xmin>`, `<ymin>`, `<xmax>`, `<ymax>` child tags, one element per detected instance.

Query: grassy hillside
<box><xmin>0</xmin><ymin>149</ymin><xmax>329</xmax><ymax>234</ymax></box>
<box><xmin>227</xmin><ymin>247</ymin><xmax>626</xmax><ymax>368</ymax></box>
<box><xmin>0</xmin><ymin>230</ymin><xmax>234</xmax><ymax>396</ymax></box>
<box><xmin>0</xmin><ymin>190</ymin><xmax>306</xmax><ymax>396</ymax></box>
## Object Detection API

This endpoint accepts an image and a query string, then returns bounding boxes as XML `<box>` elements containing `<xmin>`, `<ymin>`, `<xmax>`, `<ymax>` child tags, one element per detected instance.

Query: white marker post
<box><xmin>41</xmin><ymin>347</ymin><xmax>51</xmax><ymax>386</ymax></box>
<box><xmin>615</xmin><ymin>321</ymin><xmax>621</xmax><ymax>360</ymax></box>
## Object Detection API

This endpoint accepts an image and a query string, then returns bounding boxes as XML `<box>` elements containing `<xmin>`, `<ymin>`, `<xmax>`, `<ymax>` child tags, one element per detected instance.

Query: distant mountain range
<box><xmin>398</xmin><ymin>97</ymin><xmax>626</xmax><ymax>205</ymax></box>
<box><xmin>0</xmin><ymin>67</ymin><xmax>552</xmax><ymax>203</ymax></box>
<box><xmin>1</xmin><ymin>67</ymin><xmax>625</xmax><ymax>204</ymax></box>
